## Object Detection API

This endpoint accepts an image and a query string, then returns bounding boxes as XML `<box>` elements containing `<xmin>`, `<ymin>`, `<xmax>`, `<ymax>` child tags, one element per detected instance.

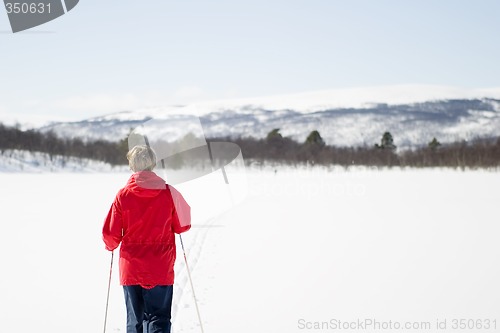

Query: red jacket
<box><xmin>102</xmin><ymin>171</ymin><xmax>191</xmax><ymax>287</ymax></box>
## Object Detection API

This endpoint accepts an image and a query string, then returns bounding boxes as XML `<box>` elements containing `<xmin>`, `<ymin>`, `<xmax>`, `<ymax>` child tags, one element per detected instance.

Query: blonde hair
<box><xmin>127</xmin><ymin>145</ymin><xmax>157</xmax><ymax>172</ymax></box>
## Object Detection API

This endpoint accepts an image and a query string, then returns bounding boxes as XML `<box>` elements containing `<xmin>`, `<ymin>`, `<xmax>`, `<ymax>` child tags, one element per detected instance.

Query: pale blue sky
<box><xmin>1</xmin><ymin>0</ymin><xmax>500</xmax><ymax>124</ymax></box>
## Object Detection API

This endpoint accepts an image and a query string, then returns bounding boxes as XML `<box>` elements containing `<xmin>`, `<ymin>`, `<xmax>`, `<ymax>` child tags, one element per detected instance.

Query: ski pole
<box><xmin>103</xmin><ymin>251</ymin><xmax>114</xmax><ymax>333</ymax></box>
<box><xmin>179</xmin><ymin>234</ymin><xmax>205</xmax><ymax>333</ymax></box>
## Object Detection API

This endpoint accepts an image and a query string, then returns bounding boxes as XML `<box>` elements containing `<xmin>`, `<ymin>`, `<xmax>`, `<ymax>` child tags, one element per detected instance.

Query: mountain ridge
<box><xmin>39</xmin><ymin>96</ymin><xmax>500</xmax><ymax>149</ymax></box>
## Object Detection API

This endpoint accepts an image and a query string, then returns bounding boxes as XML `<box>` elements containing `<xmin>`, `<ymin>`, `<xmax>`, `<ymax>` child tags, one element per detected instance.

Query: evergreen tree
<box><xmin>375</xmin><ymin>131</ymin><xmax>396</xmax><ymax>150</ymax></box>
<box><xmin>265</xmin><ymin>128</ymin><xmax>285</xmax><ymax>161</ymax></box>
<box><xmin>266</xmin><ymin>128</ymin><xmax>282</xmax><ymax>141</ymax></box>
<box><xmin>305</xmin><ymin>130</ymin><xmax>325</xmax><ymax>147</ymax></box>
<box><xmin>428</xmin><ymin>137</ymin><xmax>441</xmax><ymax>151</ymax></box>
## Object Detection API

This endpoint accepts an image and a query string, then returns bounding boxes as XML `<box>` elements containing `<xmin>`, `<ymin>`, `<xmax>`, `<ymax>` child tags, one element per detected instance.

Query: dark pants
<box><xmin>123</xmin><ymin>285</ymin><xmax>173</xmax><ymax>333</ymax></box>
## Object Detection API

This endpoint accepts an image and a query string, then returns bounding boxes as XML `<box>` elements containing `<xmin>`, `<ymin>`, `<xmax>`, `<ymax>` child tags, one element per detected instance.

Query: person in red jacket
<box><xmin>103</xmin><ymin>145</ymin><xmax>191</xmax><ymax>333</ymax></box>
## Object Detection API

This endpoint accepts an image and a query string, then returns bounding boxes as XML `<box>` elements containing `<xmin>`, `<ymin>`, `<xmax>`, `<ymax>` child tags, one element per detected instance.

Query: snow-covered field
<box><xmin>0</xmin><ymin>167</ymin><xmax>499</xmax><ymax>333</ymax></box>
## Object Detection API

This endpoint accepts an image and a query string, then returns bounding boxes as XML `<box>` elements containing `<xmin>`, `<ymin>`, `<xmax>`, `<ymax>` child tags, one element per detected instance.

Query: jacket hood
<box><xmin>126</xmin><ymin>171</ymin><xmax>166</xmax><ymax>197</ymax></box>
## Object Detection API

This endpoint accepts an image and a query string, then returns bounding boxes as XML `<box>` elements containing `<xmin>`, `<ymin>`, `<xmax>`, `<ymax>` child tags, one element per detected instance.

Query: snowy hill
<box><xmin>38</xmin><ymin>85</ymin><xmax>500</xmax><ymax>149</ymax></box>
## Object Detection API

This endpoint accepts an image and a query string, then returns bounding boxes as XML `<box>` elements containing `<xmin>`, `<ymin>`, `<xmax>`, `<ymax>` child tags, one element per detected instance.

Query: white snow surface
<box><xmin>0</xmin><ymin>167</ymin><xmax>498</xmax><ymax>333</ymax></box>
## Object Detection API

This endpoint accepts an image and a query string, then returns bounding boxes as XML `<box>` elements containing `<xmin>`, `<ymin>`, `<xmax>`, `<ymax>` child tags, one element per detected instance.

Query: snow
<box><xmin>183</xmin><ymin>84</ymin><xmax>500</xmax><ymax>115</ymax></box>
<box><xmin>37</xmin><ymin>88</ymin><xmax>500</xmax><ymax>150</ymax></box>
<box><xmin>0</xmin><ymin>167</ymin><xmax>499</xmax><ymax>333</ymax></box>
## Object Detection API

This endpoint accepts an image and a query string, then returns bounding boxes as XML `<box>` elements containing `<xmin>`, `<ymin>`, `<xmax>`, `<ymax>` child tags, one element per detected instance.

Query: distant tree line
<box><xmin>0</xmin><ymin>123</ymin><xmax>128</xmax><ymax>165</ymax></box>
<box><xmin>400</xmin><ymin>138</ymin><xmax>500</xmax><ymax>169</ymax></box>
<box><xmin>211</xmin><ymin>129</ymin><xmax>500</xmax><ymax>169</ymax></box>
<box><xmin>1</xmin><ymin>122</ymin><xmax>500</xmax><ymax>169</ymax></box>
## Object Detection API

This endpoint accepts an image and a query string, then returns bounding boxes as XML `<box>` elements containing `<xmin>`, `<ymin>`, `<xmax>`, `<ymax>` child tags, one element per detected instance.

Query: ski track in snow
<box><xmin>171</xmin><ymin>215</ymin><xmax>218</xmax><ymax>333</ymax></box>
